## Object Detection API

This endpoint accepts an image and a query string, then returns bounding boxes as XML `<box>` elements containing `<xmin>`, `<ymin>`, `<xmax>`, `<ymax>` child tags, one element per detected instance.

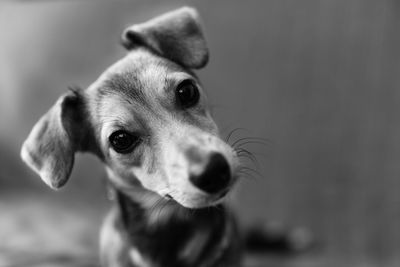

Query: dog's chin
<box><xmin>166</xmin><ymin>191</ymin><xmax>228</xmax><ymax>209</ymax></box>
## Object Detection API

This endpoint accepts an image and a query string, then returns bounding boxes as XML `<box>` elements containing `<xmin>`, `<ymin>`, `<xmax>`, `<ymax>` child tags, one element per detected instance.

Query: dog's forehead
<box><xmin>92</xmin><ymin>49</ymin><xmax>186</xmax><ymax>100</ymax></box>
<box><xmin>86</xmin><ymin>49</ymin><xmax>196</xmax><ymax>128</ymax></box>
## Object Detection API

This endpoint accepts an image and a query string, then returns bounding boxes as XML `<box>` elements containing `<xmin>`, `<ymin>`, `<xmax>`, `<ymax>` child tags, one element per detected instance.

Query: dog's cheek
<box><xmin>144</xmin><ymin>146</ymin><xmax>158</xmax><ymax>175</ymax></box>
<box><xmin>186</xmin><ymin>110</ymin><xmax>217</xmax><ymax>133</ymax></box>
<box><xmin>196</xmin><ymin>112</ymin><xmax>219</xmax><ymax>136</ymax></box>
<box><xmin>143</xmin><ymin>148</ymin><xmax>172</xmax><ymax>195</ymax></box>
<box><xmin>106</xmin><ymin>165</ymin><xmax>141</xmax><ymax>188</ymax></box>
<box><xmin>103</xmin><ymin>150</ymin><xmax>144</xmax><ymax>186</ymax></box>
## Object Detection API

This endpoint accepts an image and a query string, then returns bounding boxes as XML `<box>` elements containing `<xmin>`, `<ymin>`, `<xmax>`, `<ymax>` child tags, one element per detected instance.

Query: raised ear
<box><xmin>21</xmin><ymin>90</ymin><xmax>87</xmax><ymax>189</ymax></box>
<box><xmin>121</xmin><ymin>6</ymin><xmax>209</xmax><ymax>69</ymax></box>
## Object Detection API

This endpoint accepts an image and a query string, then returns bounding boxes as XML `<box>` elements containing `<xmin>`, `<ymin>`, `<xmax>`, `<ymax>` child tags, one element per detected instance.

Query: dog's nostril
<box><xmin>190</xmin><ymin>153</ymin><xmax>231</xmax><ymax>194</ymax></box>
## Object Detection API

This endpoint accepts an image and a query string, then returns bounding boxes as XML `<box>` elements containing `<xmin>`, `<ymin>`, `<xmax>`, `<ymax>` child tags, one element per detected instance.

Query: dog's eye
<box><xmin>176</xmin><ymin>80</ymin><xmax>200</xmax><ymax>108</ymax></box>
<box><xmin>109</xmin><ymin>130</ymin><xmax>139</xmax><ymax>154</ymax></box>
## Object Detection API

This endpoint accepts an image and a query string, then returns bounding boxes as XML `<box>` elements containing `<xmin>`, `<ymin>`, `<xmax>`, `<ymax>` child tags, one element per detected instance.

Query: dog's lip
<box><xmin>166</xmin><ymin>188</ymin><xmax>228</xmax><ymax>201</ymax></box>
<box><xmin>163</xmin><ymin>186</ymin><xmax>231</xmax><ymax>208</ymax></box>
<box><xmin>213</xmin><ymin>188</ymin><xmax>229</xmax><ymax>202</ymax></box>
<box><xmin>218</xmin><ymin>189</ymin><xmax>229</xmax><ymax>198</ymax></box>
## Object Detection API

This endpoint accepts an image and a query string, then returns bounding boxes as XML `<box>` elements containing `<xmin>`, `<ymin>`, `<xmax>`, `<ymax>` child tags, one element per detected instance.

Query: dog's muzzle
<box><xmin>189</xmin><ymin>152</ymin><xmax>231</xmax><ymax>194</ymax></box>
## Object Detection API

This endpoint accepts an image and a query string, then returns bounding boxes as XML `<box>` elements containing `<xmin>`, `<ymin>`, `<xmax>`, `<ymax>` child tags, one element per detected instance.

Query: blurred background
<box><xmin>1</xmin><ymin>0</ymin><xmax>400</xmax><ymax>266</ymax></box>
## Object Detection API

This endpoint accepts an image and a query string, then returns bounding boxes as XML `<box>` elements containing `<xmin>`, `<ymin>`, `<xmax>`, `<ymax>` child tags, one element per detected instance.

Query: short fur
<box><xmin>21</xmin><ymin>7</ymin><xmax>243</xmax><ymax>267</ymax></box>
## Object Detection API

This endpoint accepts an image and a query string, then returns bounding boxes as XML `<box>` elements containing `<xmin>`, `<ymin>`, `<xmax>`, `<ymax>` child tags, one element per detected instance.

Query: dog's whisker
<box><xmin>237</xmin><ymin>151</ymin><xmax>270</xmax><ymax>160</ymax></box>
<box><xmin>154</xmin><ymin>199</ymin><xmax>168</xmax><ymax>225</ymax></box>
<box><xmin>240</xmin><ymin>150</ymin><xmax>270</xmax><ymax>158</ymax></box>
<box><xmin>156</xmin><ymin>200</ymin><xmax>167</xmax><ymax>224</ymax></box>
<box><xmin>148</xmin><ymin>197</ymin><xmax>165</xmax><ymax>223</ymax></box>
<box><xmin>225</xmin><ymin>127</ymin><xmax>247</xmax><ymax>142</ymax></box>
<box><xmin>235</xmin><ymin>143</ymin><xmax>271</xmax><ymax>153</ymax></box>
<box><xmin>233</xmin><ymin>140</ymin><xmax>272</xmax><ymax>150</ymax></box>
<box><xmin>236</xmin><ymin>152</ymin><xmax>259</xmax><ymax>165</ymax></box>
<box><xmin>237</xmin><ymin>157</ymin><xmax>259</xmax><ymax>171</ymax></box>
<box><xmin>235</xmin><ymin>146</ymin><xmax>258</xmax><ymax>158</ymax></box>
<box><xmin>235</xmin><ymin>149</ymin><xmax>256</xmax><ymax>158</ymax></box>
<box><xmin>231</xmin><ymin>136</ymin><xmax>272</xmax><ymax>148</ymax></box>
<box><xmin>237</xmin><ymin>166</ymin><xmax>263</xmax><ymax>178</ymax></box>
<box><xmin>237</xmin><ymin>171</ymin><xmax>259</xmax><ymax>181</ymax></box>
<box><xmin>235</xmin><ymin>149</ymin><xmax>260</xmax><ymax>169</ymax></box>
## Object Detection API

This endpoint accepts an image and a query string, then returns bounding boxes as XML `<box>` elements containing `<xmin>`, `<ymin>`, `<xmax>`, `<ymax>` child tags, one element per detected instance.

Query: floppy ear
<box><xmin>21</xmin><ymin>90</ymin><xmax>86</xmax><ymax>189</ymax></box>
<box><xmin>121</xmin><ymin>6</ymin><xmax>209</xmax><ymax>69</ymax></box>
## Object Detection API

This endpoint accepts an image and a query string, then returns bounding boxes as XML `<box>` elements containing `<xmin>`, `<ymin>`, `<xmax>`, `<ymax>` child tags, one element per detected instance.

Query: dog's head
<box><xmin>21</xmin><ymin>7</ymin><xmax>239</xmax><ymax>209</ymax></box>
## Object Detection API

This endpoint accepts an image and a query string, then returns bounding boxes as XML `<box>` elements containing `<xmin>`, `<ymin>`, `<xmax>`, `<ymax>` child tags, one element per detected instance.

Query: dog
<box><xmin>21</xmin><ymin>7</ymin><xmax>244</xmax><ymax>267</ymax></box>
<box><xmin>20</xmin><ymin>6</ymin><xmax>313</xmax><ymax>267</ymax></box>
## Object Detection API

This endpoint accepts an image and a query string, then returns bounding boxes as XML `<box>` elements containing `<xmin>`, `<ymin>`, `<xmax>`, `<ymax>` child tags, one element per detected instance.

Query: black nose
<box><xmin>190</xmin><ymin>153</ymin><xmax>231</xmax><ymax>194</ymax></box>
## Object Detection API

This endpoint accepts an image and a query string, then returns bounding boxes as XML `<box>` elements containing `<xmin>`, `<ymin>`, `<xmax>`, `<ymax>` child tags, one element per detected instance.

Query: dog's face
<box><xmin>89</xmin><ymin>49</ymin><xmax>238</xmax><ymax>208</ymax></box>
<box><xmin>21</xmin><ymin>7</ymin><xmax>239</xmax><ymax>209</ymax></box>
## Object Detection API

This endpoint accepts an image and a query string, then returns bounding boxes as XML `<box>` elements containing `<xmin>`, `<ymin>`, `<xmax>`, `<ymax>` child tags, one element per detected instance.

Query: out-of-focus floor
<box><xmin>1</xmin><ymin>190</ymin><xmax>399</xmax><ymax>267</ymax></box>
<box><xmin>0</xmin><ymin>190</ymin><xmax>104</xmax><ymax>267</ymax></box>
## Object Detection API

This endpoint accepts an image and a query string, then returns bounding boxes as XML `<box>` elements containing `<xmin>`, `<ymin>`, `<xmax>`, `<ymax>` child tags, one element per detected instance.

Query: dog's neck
<box><xmin>114</xmin><ymin>187</ymin><xmax>230</xmax><ymax>266</ymax></box>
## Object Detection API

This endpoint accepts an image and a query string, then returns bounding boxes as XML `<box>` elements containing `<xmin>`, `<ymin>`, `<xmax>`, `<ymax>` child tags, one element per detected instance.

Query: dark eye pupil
<box><xmin>112</xmin><ymin>133</ymin><xmax>131</xmax><ymax>148</ymax></box>
<box><xmin>109</xmin><ymin>131</ymin><xmax>137</xmax><ymax>153</ymax></box>
<box><xmin>176</xmin><ymin>81</ymin><xmax>199</xmax><ymax>108</ymax></box>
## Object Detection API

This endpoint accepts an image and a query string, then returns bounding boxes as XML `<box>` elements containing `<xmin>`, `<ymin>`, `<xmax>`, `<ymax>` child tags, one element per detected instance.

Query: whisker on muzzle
<box><xmin>224</xmin><ymin>128</ymin><xmax>272</xmax><ymax>184</ymax></box>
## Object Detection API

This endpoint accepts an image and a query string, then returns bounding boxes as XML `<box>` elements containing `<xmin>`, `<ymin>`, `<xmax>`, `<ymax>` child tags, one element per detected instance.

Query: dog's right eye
<box><xmin>109</xmin><ymin>130</ymin><xmax>139</xmax><ymax>154</ymax></box>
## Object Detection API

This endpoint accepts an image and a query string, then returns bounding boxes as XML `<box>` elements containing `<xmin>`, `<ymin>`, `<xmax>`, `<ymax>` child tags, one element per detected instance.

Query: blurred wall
<box><xmin>1</xmin><ymin>0</ymin><xmax>400</xmax><ymax>265</ymax></box>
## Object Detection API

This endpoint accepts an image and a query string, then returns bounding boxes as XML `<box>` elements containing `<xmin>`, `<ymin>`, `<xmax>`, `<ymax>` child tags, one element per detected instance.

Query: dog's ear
<box><xmin>21</xmin><ymin>90</ymin><xmax>87</xmax><ymax>189</ymax></box>
<box><xmin>121</xmin><ymin>6</ymin><xmax>209</xmax><ymax>69</ymax></box>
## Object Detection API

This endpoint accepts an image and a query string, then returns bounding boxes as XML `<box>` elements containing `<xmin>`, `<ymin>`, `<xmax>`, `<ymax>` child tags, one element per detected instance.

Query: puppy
<box><xmin>21</xmin><ymin>7</ymin><xmax>243</xmax><ymax>267</ymax></box>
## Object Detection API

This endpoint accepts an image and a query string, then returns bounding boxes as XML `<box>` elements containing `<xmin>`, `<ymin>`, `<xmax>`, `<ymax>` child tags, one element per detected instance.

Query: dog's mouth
<box><xmin>218</xmin><ymin>189</ymin><xmax>229</xmax><ymax>199</ymax></box>
<box><xmin>163</xmin><ymin>187</ymin><xmax>231</xmax><ymax>209</ymax></box>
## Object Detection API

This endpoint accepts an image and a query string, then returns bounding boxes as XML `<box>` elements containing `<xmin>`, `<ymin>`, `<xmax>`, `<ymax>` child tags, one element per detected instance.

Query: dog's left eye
<box><xmin>109</xmin><ymin>130</ymin><xmax>140</xmax><ymax>154</ymax></box>
<box><xmin>176</xmin><ymin>80</ymin><xmax>200</xmax><ymax>109</ymax></box>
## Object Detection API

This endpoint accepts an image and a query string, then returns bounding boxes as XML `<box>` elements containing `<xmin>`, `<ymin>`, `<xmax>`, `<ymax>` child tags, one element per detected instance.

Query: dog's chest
<box><xmin>117</xmin><ymin>194</ymin><xmax>239</xmax><ymax>267</ymax></box>
<box><xmin>130</xmin><ymin>221</ymin><xmax>223</xmax><ymax>267</ymax></box>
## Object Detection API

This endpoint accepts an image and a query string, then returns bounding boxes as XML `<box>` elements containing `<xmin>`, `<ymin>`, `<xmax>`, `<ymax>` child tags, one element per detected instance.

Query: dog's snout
<box><xmin>190</xmin><ymin>153</ymin><xmax>231</xmax><ymax>194</ymax></box>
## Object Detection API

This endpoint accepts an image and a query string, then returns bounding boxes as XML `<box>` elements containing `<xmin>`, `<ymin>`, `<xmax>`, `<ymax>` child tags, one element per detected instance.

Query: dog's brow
<box><xmin>100</xmin><ymin>116</ymin><xmax>130</xmax><ymax>128</ymax></box>
<box><xmin>101</xmin><ymin>73</ymin><xmax>147</xmax><ymax>105</ymax></box>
